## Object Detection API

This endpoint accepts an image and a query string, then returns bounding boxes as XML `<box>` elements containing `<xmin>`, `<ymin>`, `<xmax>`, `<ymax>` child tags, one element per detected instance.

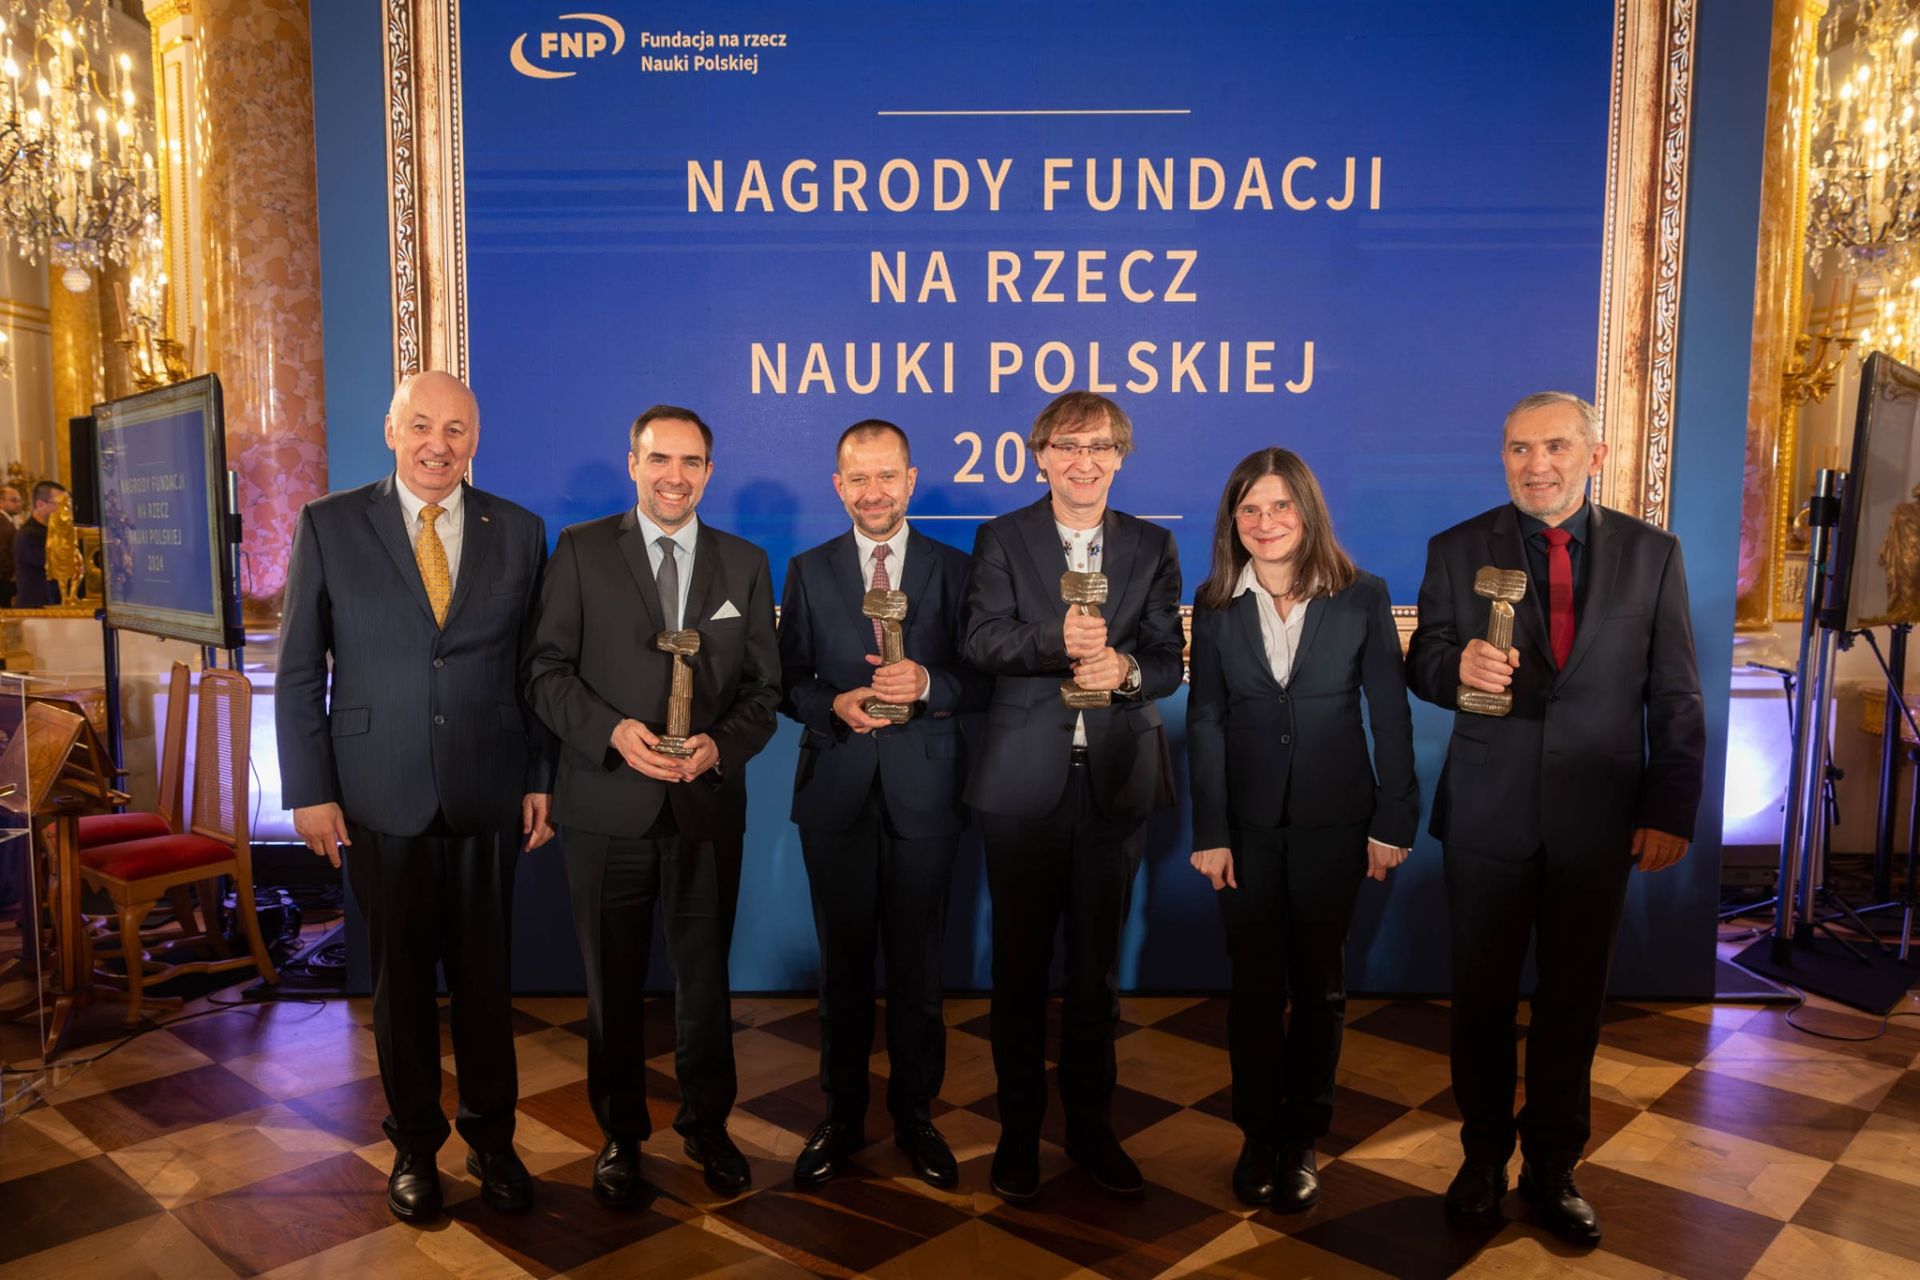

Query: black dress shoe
<box><xmin>895</xmin><ymin>1120</ymin><xmax>958</xmax><ymax>1189</ymax></box>
<box><xmin>684</xmin><ymin>1129</ymin><xmax>752</xmax><ymax>1195</ymax></box>
<box><xmin>464</xmin><ymin>1147</ymin><xmax>533</xmax><ymax>1211</ymax></box>
<box><xmin>1064</xmin><ymin>1129</ymin><xmax>1145</xmax><ymax>1198</ymax></box>
<box><xmin>989</xmin><ymin>1134</ymin><xmax>1041</xmax><ymax>1203</ymax></box>
<box><xmin>1232</xmin><ymin>1138</ymin><xmax>1276</xmax><ymax>1205</ymax></box>
<box><xmin>387</xmin><ymin>1151</ymin><xmax>442</xmax><ymax>1223</ymax></box>
<box><xmin>1444</xmin><ymin>1160</ymin><xmax>1508</xmax><ymax>1228</ymax></box>
<box><xmin>1272</xmin><ymin>1145</ymin><xmax>1319</xmax><ymax>1212</ymax></box>
<box><xmin>793</xmin><ymin>1119</ymin><xmax>865</xmax><ymax>1187</ymax></box>
<box><xmin>1519</xmin><ymin>1164</ymin><xmax>1601</xmax><ymax>1246</ymax></box>
<box><xmin>593</xmin><ymin>1139</ymin><xmax>642</xmax><ymax>1208</ymax></box>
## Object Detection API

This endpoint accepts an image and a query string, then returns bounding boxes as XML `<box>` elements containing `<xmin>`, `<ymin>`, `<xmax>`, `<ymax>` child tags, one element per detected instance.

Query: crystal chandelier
<box><xmin>0</xmin><ymin>0</ymin><xmax>158</xmax><ymax>292</ymax></box>
<box><xmin>1807</xmin><ymin>0</ymin><xmax>1920</xmax><ymax>286</ymax></box>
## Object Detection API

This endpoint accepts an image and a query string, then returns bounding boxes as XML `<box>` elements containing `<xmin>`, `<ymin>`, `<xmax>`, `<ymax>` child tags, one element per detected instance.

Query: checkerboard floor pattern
<box><xmin>5</xmin><ymin>986</ymin><xmax>1920</xmax><ymax>1278</ymax></box>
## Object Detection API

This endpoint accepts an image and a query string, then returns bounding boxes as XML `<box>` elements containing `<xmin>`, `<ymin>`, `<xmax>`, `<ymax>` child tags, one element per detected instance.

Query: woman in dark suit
<box><xmin>1187</xmin><ymin>447</ymin><xmax>1418</xmax><ymax>1210</ymax></box>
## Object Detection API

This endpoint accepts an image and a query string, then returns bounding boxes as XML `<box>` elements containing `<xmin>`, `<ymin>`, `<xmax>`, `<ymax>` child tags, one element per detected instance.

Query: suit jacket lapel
<box><xmin>684</xmin><ymin>522</ymin><xmax>722</xmax><ymax>627</ymax></box>
<box><xmin>616</xmin><ymin>510</ymin><xmax>667</xmax><ymax>633</ymax></box>
<box><xmin>1016</xmin><ymin>499</ymin><xmax>1070</xmax><ymax>619</ymax></box>
<box><xmin>827</xmin><ymin>530</ymin><xmax>870</xmax><ymax>649</ymax></box>
<box><xmin>1231</xmin><ymin>592</ymin><xmax>1284</xmax><ymax>695</ymax></box>
<box><xmin>1291</xmin><ymin>594</ymin><xmax>1327</xmax><ymax>683</ymax></box>
<box><xmin>899</xmin><ymin>527</ymin><xmax>937</xmax><ymax>642</ymax></box>
<box><xmin>1100</xmin><ymin>507</ymin><xmax>1146</xmax><ymax>613</ymax></box>
<box><xmin>367</xmin><ymin>475</ymin><xmax>437</xmax><ymax>625</ymax></box>
<box><xmin>440</xmin><ymin>485</ymin><xmax>494</xmax><ymax>630</ymax></box>
<box><xmin>1488</xmin><ymin>505</ymin><xmax>1550</xmax><ymax>664</ymax></box>
<box><xmin>1555</xmin><ymin>502</ymin><xmax>1618</xmax><ymax>686</ymax></box>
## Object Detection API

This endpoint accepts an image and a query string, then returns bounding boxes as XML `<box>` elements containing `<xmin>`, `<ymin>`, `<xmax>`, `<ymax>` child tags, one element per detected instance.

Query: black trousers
<box><xmin>981</xmin><ymin>761</ymin><xmax>1146</xmax><ymax>1139</ymax></box>
<box><xmin>563</xmin><ymin>820</ymin><xmax>742</xmax><ymax>1142</ymax></box>
<box><xmin>799</xmin><ymin>778</ymin><xmax>957</xmax><ymax>1128</ymax></box>
<box><xmin>1218</xmin><ymin>821</ymin><xmax>1366</xmax><ymax>1145</ymax></box>
<box><xmin>1445</xmin><ymin>843</ymin><xmax>1633</xmax><ymax>1169</ymax></box>
<box><xmin>343</xmin><ymin>819</ymin><xmax>519</xmax><ymax>1157</ymax></box>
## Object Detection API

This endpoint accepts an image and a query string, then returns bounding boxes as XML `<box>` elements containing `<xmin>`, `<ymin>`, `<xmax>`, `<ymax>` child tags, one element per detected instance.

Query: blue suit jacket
<box><xmin>276</xmin><ymin>475</ymin><xmax>555</xmax><ymax>837</ymax></box>
<box><xmin>779</xmin><ymin>526</ymin><xmax>989</xmax><ymax>839</ymax></box>
<box><xmin>1187</xmin><ymin>571</ymin><xmax>1418</xmax><ymax>851</ymax></box>
<box><xmin>962</xmin><ymin>497</ymin><xmax>1184</xmax><ymax>823</ymax></box>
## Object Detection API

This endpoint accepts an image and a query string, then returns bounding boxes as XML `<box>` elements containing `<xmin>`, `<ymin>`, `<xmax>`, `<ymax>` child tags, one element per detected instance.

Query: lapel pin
<box><xmin>480</xmin><ymin>515</ymin><xmax>491</xmax><ymax>523</ymax></box>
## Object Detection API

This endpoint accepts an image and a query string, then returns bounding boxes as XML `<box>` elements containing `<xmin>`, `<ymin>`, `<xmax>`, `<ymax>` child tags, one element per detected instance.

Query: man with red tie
<box><xmin>1405</xmin><ymin>392</ymin><xmax>1704</xmax><ymax>1247</ymax></box>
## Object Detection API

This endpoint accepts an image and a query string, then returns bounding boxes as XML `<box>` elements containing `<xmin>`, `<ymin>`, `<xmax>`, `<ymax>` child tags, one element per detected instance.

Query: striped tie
<box><xmin>417</xmin><ymin>503</ymin><xmax>451</xmax><ymax>627</ymax></box>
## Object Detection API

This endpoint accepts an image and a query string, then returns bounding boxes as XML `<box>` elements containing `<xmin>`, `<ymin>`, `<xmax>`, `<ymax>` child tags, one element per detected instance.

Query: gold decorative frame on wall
<box><xmin>381</xmin><ymin>0</ymin><xmax>1695</xmax><ymax>531</ymax></box>
<box><xmin>1743</xmin><ymin>0</ymin><xmax>1828</xmax><ymax>627</ymax></box>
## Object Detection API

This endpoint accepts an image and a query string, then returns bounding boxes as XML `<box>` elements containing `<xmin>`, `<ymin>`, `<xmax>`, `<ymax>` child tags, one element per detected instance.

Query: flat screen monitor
<box><xmin>92</xmin><ymin>374</ymin><xmax>242</xmax><ymax>648</ymax></box>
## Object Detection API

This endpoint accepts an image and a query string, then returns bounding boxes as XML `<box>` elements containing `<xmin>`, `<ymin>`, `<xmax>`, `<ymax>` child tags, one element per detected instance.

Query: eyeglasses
<box><xmin>1235</xmin><ymin>501</ymin><xmax>1294</xmax><ymax>524</ymax></box>
<box><xmin>1047</xmin><ymin>440</ymin><xmax>1119</xmax><ymax>460</ymax></box>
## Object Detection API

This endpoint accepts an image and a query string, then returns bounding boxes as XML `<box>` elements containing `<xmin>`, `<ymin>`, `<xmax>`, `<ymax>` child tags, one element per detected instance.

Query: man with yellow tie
<box><xmin>278</xmin><ymin>370</ymin><xmax>557</xmax><ymax>1225</ymax></box>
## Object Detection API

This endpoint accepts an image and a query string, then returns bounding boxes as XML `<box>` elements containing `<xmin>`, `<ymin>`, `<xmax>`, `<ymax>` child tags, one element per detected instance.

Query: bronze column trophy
<box><xmin>1456</xmin><ymin>567</ymin><xmax>1528</xmax><ymax>716</ymax></box>
<box><xmin>652</xmin><ymin>629</ymin><xmax>701</xmax><ymax>757</ymax></box>
<box><xmin>1060</xmin><ymin>569</ymin><xmax>1111</xmax><ymax>709</ymax></box>
<box><xmin>861</xmin><ymin>587</ymin><xmax>915</xmax><ymax>723</ymax></box>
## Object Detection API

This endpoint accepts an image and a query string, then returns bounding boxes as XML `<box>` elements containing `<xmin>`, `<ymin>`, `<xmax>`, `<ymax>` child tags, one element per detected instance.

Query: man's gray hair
<box><xmin>1503</xmin><ymin>390</ymin><xmax>1600</xmax><ymax>444</ymax></box>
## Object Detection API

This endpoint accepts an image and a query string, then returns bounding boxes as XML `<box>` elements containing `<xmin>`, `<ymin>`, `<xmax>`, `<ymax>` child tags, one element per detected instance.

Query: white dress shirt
<box><xmin>396</xmin><ymin>476</ymin><xmax>465</xmax><ymax>592</ymax></box>
<box><xmin>854</xmin><ymin>523</ymin><xmax>910</xmax><ymax>590</ymax></box>
<box><xmin>1231</xmin><ymin>559</ymin><xmax>1308</xmax><ymax>684</ymax></box>
<box><xmin>636</xmin><ymin>509</ymin><xmax>699</xmax><ymax>627</ymax></box>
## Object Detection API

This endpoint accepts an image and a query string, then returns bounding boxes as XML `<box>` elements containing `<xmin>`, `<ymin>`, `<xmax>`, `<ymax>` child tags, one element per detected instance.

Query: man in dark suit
<box><xmin>1406</xmin><ymin>391</ymin><xmax>1704</xmax><ymax>1246</ymax></box>
<box><xmin>526</xmin><ymin>405</ymin><xmax>779</xmax><ymax>1204</ymax></box>
<box><xmin>964</xmin><ymin>390</ymin><xmax>1184</xmax><ymax>1203</ymax></box>
<box><xmin>278</xmin><ymin>370</ymin><xmax>555</xmax><ymax>1224</ymax></box>
<box><xmin>778</xmin><ymin>419</ymin><xmax>990</xmax><ymax>1189</ymax></box>
<box><xmin>14</xmin><ymin>480</ymin><xmax>66</xmax><ymax>607</ymax></box>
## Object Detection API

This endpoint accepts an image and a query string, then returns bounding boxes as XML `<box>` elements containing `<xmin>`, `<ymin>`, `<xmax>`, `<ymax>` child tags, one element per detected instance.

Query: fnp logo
<box><xmin>509</xmin><ymin>12</ymin><xmax>625</xmax><ymax>79</ymax></box>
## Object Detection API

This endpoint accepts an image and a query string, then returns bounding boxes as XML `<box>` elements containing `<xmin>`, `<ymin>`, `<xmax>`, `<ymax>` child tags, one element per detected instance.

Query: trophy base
<box><xmin>1060</xmin><ymin>679</ymin><xmax>1112</xmax><ymax>710</ymax></box>
<box><xmin>1456</xmin><ymin>686</ymin><xmax>1513</xmax><ymax>717</ymax></box>
<box><xmin>652</xmin><ymin>736</ymin><xmax>696</xmax><ymax>759</ymax></box>
<box><xmin>861</xmin><ymin>698</ymin><xmax>913</xmax><ymax>723</ymax></box>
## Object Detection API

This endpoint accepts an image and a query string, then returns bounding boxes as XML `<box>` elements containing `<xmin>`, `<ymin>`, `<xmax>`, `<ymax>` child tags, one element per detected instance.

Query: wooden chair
<box><xmin>77</xmin><ymin>669</ymin><xmax>278</xmax><ymax>1023</ymax></box>
<box><xmin>75</xmin><ymin>663</ymin><xmax>190</xmax><ymax>849</ymax></box>
<box><xmin>70</xmin><ymin>664</ymin><xmax>213</xmax><ymax>947</ymax></box>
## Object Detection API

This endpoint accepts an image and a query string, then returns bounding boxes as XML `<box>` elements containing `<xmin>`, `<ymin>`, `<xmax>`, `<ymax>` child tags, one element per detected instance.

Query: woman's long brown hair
<box><xmin>1193</xmin><ymin>447</ymin><xmax>1356</xmax><ymax>611</ymax></box>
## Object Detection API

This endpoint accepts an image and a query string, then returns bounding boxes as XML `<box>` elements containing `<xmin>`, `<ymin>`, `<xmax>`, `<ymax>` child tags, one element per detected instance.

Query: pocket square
<box><xmin>710</xmin><ymin>600</ymin><xmax>742</xmax><ymax>621</ymax></box>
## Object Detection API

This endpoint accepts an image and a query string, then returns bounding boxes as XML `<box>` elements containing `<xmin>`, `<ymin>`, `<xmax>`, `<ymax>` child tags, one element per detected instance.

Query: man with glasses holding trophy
<box><xmin>962</xmin><ymin>391</ymin><xmax>1185</xmax><ymax>1204</ymax></box>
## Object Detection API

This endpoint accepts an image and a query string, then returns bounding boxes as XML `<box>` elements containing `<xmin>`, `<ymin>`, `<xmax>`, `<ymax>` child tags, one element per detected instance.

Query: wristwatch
<box><xmin>1118</xmin><ymin>654</ymin><xmax>1143</xmax><ymax>696</ymax></box>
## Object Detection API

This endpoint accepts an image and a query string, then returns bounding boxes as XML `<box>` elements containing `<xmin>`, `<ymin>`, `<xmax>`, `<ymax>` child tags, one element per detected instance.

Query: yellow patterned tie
<box><xmin>416</xmin><ymin>503</ymin><xmax>451</xmax><ymax>627</ymax></box>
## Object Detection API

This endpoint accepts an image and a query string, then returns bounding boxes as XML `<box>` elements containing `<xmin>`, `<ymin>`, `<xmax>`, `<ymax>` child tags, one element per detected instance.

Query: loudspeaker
<box><xmin>66</xmin><ymin>415</ymin><xmax>100</xmax><ymax>524</ymax></box>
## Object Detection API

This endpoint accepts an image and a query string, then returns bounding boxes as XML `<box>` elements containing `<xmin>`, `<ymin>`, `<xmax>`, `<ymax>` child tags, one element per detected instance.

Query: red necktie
<box><xmin>1543</xmin><ymin>527</ymin><xmax>1575</xmax><ymax>668</ymax></box>
<box><xmin>870</xmin><ymin>545</ymin><xmax>891</xmax><ymax>652</ymax></box>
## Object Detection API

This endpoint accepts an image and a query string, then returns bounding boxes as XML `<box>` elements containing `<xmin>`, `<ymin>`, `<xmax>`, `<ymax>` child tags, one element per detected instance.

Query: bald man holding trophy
<box><xmin>777</xmin><ymin>420</ymin><xmax>989</xmax><ymax>1189</ymax></box>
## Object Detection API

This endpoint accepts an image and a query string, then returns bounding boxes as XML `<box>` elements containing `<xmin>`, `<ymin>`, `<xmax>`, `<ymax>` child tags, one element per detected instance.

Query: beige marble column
<box><xmin>192</xmin><ymin>0</ymin><xmax>326</xmax><ymax>613</ymax></box>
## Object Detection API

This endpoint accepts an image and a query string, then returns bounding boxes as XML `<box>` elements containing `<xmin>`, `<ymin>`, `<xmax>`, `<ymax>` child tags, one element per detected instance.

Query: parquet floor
<box><xmin>6</xmin><ymin>981</ymin><xmax>1920</xmax><ymax>1278</ymax></box>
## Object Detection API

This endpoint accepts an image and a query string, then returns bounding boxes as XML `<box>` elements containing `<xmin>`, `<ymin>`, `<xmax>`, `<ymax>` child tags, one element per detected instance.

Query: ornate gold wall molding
<box><xmin>383</xmin><ymin>0</ymin><xmax>1695</xmax><ymax>529</ymax></box>
<box><xmin>1593</xmin><ymin>0</ymin><xmax>1696</xmax><ymax>528</ymax></box>
<box><xmin>1742</xmin><ymin>0</ymin><xmax>1828</xmax><ymax>627</ymax></box>
<box><xmin>383</xmin><ymin>0</ymin><xmax>466</xmax><ymax>383</ymax></box>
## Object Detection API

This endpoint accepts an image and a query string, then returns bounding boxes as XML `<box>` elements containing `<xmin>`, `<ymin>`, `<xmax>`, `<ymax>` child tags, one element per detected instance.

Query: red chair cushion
<box><xmin>80</xmin><ymin>834</ymin><xmax>233</xmax><ymax>882</ymax></box>
<box><xmin>76</xmin><ymin>812</ymin><xmax>171</xmax><ymax>849</ymax></box>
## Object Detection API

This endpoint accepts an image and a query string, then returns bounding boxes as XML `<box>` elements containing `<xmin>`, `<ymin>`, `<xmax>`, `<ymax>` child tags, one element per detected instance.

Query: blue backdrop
<box><xmin>311</xmin><ymin>1</ymin><xmax>1761</xmax><ymax>998</ymax></box>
